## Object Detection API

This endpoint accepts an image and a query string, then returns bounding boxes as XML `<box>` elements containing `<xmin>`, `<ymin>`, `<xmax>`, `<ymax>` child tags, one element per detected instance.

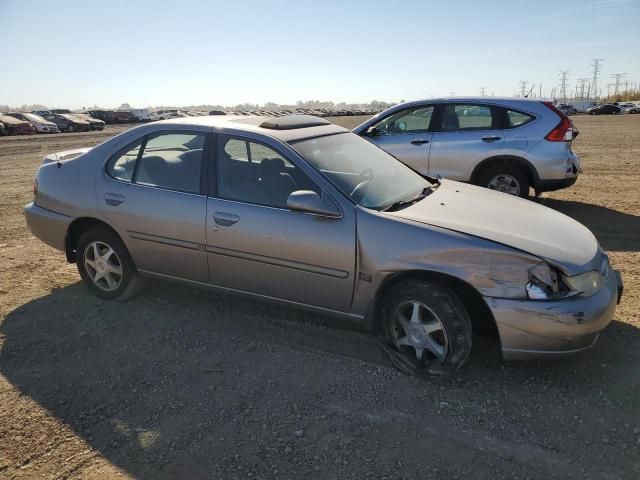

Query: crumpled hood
<box><xmin>390</xmin><ymin>180</ymin><xmax>599</xmax><ymax>275</ymax></box>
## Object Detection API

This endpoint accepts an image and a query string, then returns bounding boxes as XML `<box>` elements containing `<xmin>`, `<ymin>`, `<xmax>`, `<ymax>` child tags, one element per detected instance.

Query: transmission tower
<box><xmin>589</xmin><ymin>58</ymin><xmax>604</xmax><ymax>101</ymax></box>
<box><xmin>610</xmin><ymin>73</ymin><xmax>626</xmax><ymax>97</ymax></box>
<box><xmin>480</xmin><ymin>87</ymin><xmax>486</xmax><ymax>96</ymax></box>
<box><xmin>558</xmin><ymin>71</ymin><xmax>569</xmax><ymax>104</ymax></box>
<box><xmin>577</xmin><ymin>78</ymin><xmax>590</xmax><ymax>100</ymax></box>
<box><xmin>519</xmin><ymin>80</ymin><xmax>528</xmax><ymax>97</ymax></box>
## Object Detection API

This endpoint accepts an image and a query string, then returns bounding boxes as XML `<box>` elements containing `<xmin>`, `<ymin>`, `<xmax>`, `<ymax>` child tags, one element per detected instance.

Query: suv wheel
<box><xmin>380</xmin><ymin>280</ymin><xmax>472</xmax><ymax>376</ymax></box>
<box><xmin>477</xmin><ymin>164</ymin><xmax>530</xmax><ymax>198</ymax></box>
<box><xmin>76</xmin><ymin>227</ymin><xmax>144</xmax><ymax>301</ymax></box>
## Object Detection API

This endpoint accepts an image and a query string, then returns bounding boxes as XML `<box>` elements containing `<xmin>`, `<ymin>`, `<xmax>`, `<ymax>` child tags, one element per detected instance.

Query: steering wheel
<box><xmin>350</xmin><ymin>168</ymin><xmax>374</xmax><ymax>203</ymax></box>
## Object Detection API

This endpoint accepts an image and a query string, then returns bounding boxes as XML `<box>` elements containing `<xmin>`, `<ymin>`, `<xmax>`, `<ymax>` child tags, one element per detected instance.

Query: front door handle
<box><xmin>213</xmin><ymin>211</ymin><xmax>240</xmax><ymax>227</ymax></box>
<box><xmin>104</xmin><ymin>193</ymin><xmax>126</xmax><ymax>206</ymax></box>
<box><xmin>410</xmin><ymin>139</ymin><xmax>429</xmax><ymax>146</ymax></box>
<box><xmin>481</xmin><ymin>136</ymin><xmax>502</xmax><ymax>142</ymax></box>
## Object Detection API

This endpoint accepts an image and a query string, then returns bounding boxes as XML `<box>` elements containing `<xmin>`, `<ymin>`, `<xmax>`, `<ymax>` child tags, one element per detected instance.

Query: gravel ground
<box><xmin>0</xmin><ymin>115</ymin><xmax>639</xmax><ymax>479</ymax></box>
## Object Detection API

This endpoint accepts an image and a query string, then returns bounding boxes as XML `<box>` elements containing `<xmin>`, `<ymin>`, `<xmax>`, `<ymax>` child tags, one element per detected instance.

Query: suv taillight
<box><xmin>543</xmin><ymin>101</ymin><xmax>573</xmax><ymax>142</ymax></box>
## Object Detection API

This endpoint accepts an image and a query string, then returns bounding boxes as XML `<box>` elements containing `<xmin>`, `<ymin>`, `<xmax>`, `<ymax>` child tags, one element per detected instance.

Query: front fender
<box><xmin>351</xmin><ymin>208</ymin><xmax>541</xmax><ymax>317</ymax></box>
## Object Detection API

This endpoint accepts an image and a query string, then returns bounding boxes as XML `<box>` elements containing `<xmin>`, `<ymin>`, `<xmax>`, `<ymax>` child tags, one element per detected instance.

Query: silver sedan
<box><xmin>24</xmin><ymin>114</ymin><xmax>623</xmax><ymax>374</ymax></box>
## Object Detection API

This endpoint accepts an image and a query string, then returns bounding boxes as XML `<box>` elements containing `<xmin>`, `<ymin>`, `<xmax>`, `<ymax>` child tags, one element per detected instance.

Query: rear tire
<box><xmin>76</xmin><ymin>226</ymin><xmax>144</xmax><ymax>301</ymax></box>
<box><xmin>476</xmin><ymin>164</ymin><xmax>530</xmax><ymax>198</ymax></box>
<box><xmin>67</xmin><ymin>125</ymin><xmax>75</xmax><ymax>132</ymax></box>
<box><xmin>380</xmin><ymin>280</ymin><xmax>472</xmax><ymax>376</ymax></box>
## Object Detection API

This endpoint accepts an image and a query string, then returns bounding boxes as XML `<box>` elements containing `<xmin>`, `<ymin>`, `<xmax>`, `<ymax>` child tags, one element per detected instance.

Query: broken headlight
<box><xmin>526</xmin><ymin>260</ymin><xmax>605</xmax><ymax>300</ymax></box>
<box><xmin>563</xmin><ymin>271</ymin><xmax>604</xmax><ymax>297</ymax></box>
<box><xmin>526</xmin><ymin>262</ymin><xmax>563</xmax><ymax>300</ymax></box>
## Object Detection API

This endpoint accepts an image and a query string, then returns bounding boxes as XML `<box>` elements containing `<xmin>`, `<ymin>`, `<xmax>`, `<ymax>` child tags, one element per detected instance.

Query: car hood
<box><xmin>389</xmin><ymin>180</ymin><xmax>598</xmax><ymax>275</ymax></box>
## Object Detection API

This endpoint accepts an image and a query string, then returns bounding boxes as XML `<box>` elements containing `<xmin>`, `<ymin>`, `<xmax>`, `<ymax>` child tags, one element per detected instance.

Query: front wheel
<box><xmin>477</xmin><ymin>164</ymin><xmax>530</xmax><ymax>198</ymax></box>
<box><xmin>67</xmin><ymin>125</ymin><xmax>75</xmax><ymax>132</ymax></box>
<box><xmin>76</xmin><ymin>227</ymin><xmax>144</xmax><ymax>301</ymax></box>
<box><xmin>380</xmin><ymin>280</ymin><xmax>472</xmax><ymax>376</ymax></box>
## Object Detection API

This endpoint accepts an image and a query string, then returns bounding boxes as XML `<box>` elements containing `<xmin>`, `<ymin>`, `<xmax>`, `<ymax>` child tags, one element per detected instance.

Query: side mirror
<box><xmin>286</xmin><ymin>190</ymin><xmax>341</xmax><ymax>218</ymax></box>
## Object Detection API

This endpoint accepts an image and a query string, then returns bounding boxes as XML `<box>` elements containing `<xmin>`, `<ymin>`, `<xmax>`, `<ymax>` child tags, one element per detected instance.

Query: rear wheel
<box><xmin>380</xmin><ymin>280</ymin><xmax>472</xmax><ymax>376</ymax></box>
<box><xmin>477</xmin><ymin>164</ymin><xmax>530</xmax><ymax>198</ymax></box>
<box><xmin>67</xmin><ymin>125</ymin><xmax>75</xmax><ymax>132</ymax></box>
<box><xmin>76</xmin><ymin>227</ymin><xmax>144</xmax><ymax>301</ymax></box>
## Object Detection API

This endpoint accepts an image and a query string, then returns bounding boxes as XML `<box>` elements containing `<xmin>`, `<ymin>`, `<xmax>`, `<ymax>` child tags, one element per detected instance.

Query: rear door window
<box><xmin>439</xmin><ymin>104</ymin><xmax>495</xmax><ymax>131</ymax></box>
<box><xmin>107</xmin><ymin>140</ymin><xmax>143</xmax><ymax>182</ymax></box>
<box><xmin>135</xmin><ymin>132</ymin><xmax>206</xmax><ymax>194</ymax></box>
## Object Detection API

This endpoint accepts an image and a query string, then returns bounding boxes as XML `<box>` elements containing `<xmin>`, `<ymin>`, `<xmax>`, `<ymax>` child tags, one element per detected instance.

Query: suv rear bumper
<box><xmin>536</xmin><ymin>175</ymin><xmax>578</xmax><ymax>193</ymax></box>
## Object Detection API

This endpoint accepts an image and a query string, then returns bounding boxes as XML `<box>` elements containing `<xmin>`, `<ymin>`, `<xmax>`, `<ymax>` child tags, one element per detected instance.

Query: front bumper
<box><xmin>486</xmin><ymin>267</ymin><xmax>621</xmax><ymax>360</ymax></box>
<box><xmin>24</xmin><ymin>202</ymin><xmax>73</xmax><ymax>252</ymax></box>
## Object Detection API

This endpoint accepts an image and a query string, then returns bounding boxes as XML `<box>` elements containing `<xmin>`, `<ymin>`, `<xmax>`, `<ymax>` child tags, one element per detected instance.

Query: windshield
<box><xmin>291</xmin><ymin>133</ymin><xmax>432</xmax><ymax>209</ymax></box>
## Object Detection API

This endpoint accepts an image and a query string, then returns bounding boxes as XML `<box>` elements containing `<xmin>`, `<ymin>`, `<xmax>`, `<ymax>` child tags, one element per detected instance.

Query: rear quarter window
<box><xmin>504</xmin><ymin>109</ymin><xmax>535</xmax><ymax>128</ymax></box>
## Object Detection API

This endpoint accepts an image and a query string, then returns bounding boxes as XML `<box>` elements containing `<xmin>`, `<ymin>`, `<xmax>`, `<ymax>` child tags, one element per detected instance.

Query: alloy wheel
<box><xmin>84</xmin><ymin>241</ymin><xmax>123</xmax><ymax>291</ymax></box>
<box><xmin>392</xmin><ymin>301</ymin><xmax>448</xmax><ymax>363</ymax></box>
<box><xmin>487</xmin><ymin>174</ymin><xmax>520</xmax><ymax>196</ymax></box>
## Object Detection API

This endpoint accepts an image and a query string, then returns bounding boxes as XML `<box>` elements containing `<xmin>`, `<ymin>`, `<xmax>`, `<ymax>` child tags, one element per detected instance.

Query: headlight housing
<box><xmin>525</xmin><ymin>259</ymin><xmax>607</xmax><ymax>301</ymax></box>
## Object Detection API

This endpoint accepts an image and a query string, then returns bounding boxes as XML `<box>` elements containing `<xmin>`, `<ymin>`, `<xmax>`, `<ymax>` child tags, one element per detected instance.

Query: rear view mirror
<box><xmin>286</xmin><ymin>190</ymin><xmax>341</xmax><ymax>218</ymax></box>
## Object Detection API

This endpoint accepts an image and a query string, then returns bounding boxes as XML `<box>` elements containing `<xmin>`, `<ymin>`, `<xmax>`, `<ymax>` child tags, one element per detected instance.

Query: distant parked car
<box><xmin>209</xmin><ymin>110</ymin><xmax>226</xmax><ymax>116</ymax></box>
<box><xmin>354</xmin><ymin>97</ymin><xmax>581</xmax><ymax>197</ymax></box>
<box><xmin>6</xmin><ymin>112</ymin><xmax>60</xmax><ymax>133</ymax></box>
<box><xmin>586</xmin><ymin>104</ymin><xmax>620</xmax><ymax>115</ymax></box>
<box><xmin>622</xmin><ymin>104</ymin><xmax>640</xmax><ymax>114</ymax></box>
<box><xmin>71</xmin><ymin>113</ymin><xmax>105</xmax><ymax>130</ymax></box>
<box><xmin>45</xmin><ymin>114</ymin><xmax>90</xmax><ymax>132</ymax></box>
<box><xmin>0</xmin><ymin>114</ymin><xmax>37</xmax><ymax>135</ymax></box>
<box><xmin>32</xmin><ymin>110</ymin><xmax>52</xmax><ymax>117</ymax></box>
<box><xmin>87</xmin><ymin>110</ymin><xmax>116</xmax><ymax>124</ymax></box>
<box><xmin>51</xmin><ymin>109</ymin><xmax>72</xmax><ymax>114</ymax></box>
<box><xmin>112</xmin><ymin>111</ymin><xmax>136</xmax><ymax>123</ymax></box>
<box><xmin>128</xmin><ymin>109</ymin><xmax>153</xmax><ymax>122</ymax></box>
<box><xmin>556</xmin><ymin>104</ymin><xmax>577</xmax><ymax>116</ymax></box>
<box><xmin>152</xmin><ymin>110</ymin><xmax>184</xmax><ymax>120</ymax></box>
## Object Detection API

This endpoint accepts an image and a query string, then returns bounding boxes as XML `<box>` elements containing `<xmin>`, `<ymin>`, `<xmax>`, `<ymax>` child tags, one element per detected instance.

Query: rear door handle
<box><xmin>410</xmin><ymin>139</ymin><xmax>429</xmax><ymax>146</ymax></box>
<box><xmin>481</xmin><ymin>136</ymin><xmax>502</xmax><ymax>142</ymax></box>
<box><xmin>213</xmin><ymin>211</ymin><xmax>240</xmax><ymax>227</ymax></box>
<box><xmin>104</xmin><ymin>193</ymin><xmax>126</xmax><ymax>206</ymax></box>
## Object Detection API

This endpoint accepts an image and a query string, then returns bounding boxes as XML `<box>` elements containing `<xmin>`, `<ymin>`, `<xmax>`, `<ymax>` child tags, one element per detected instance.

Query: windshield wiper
<box><xmin>382</xmin><ymin>186</ymin><xmax>435</xmax><ymax>212</ymax></box>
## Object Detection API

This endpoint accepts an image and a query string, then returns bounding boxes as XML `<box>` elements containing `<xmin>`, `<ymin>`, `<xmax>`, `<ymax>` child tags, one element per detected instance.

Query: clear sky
<box><xmin>1</xmin><ymin>0</ymin><xmax>639</xmax><ymax>108</ymax></box>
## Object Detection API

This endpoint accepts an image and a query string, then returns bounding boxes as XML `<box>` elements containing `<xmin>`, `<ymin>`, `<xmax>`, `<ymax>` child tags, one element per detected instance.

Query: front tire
<box><xmin>67</xmin><ymin>125</ymin><xmax>75</xmax><ymax>132</ymax></box>
<box><xmin>380</xmin><ymin>280</ymin><xmax>472</xmax><ymax>376</ymax></box>
<box><xmin>477</xmin><ymin>164</ymin><xmax>530</xmax><ymax>198</ymax></box>
<box><xmin>76</xmin><ymin>227</ymin><xmax>144</xmax><ymax>301</ymax></box>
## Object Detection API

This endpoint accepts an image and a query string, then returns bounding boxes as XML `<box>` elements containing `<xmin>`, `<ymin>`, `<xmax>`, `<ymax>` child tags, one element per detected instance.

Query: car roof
<box><xmin>154</xmin><ymin>114</ymin><xmax>349</xmax><ymax>142</ymax></box>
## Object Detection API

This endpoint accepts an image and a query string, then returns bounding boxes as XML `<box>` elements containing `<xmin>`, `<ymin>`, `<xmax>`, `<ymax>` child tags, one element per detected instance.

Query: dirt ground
<box><xmin>0</xmin><ymin>115</ymin><xmax>638</xmax><ymax>479</ymax></box>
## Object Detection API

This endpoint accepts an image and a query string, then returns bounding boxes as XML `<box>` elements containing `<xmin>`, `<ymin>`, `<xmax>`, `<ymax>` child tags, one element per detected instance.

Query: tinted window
<box><xmin>217</xmin><ymin>137</ymin><xmax>317</xmax><ymax>208</ymax></box>
<box><xmin>107</xmin><ymin>140</ymin><xmax>142</xmax><ymax>182</ymax></box>
<box><xmin>135</xmin><ymin>133</ymin><xmax>205</xmax><ymax>194</ymax></box>
<box><xmin>505</xmin><ymin>109</ymin><xmax>534</xmax><ymax>128</ymax></box>
<box><xmin>440</xmin><ymin>104</ymin><xmax>494</xmax><ymax>131</ymax></box>
<box><xmin>372</xmin><ymin>106</ymin><xmax>433</xmax><ymax>134</ymax></box>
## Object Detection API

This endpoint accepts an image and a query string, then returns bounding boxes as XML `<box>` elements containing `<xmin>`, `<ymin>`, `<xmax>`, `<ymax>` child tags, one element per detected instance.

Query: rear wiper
<box><xmin>382</xmin><ymin>186</ymin><xmax>434</xmax><ymax>212</ymax></box>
